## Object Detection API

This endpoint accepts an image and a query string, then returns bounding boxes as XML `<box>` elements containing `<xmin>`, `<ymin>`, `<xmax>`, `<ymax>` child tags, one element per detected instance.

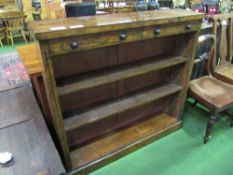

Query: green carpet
<box><xmin>90</xmin><ymin>102</ymin><xmax>233</xmax><ymax>175</ymax></box>
<box><xmin>0</xmin><ymin>39</ymin><xmax>29</xmax><ymax>54</ymax></box>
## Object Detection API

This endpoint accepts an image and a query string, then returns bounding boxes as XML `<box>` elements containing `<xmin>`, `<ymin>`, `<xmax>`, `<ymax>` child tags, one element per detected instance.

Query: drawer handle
<box><xmin>185</xmin><ymin>24</ymin><xmax>192</xmax><ymax>30</ymax></box>
<box><xmin>119</xmin><ymin>32</ymin><xmax>127</xmax><ymax>41</ymax></box>
<box><xmin>70</xmin><ymin>41</ymin><xmax>79</xmax><ymax>49</ymax></box>
<box><xmin>154</xmin><ymin>28</ymin><xmax>161</xmax><ymax>35</ymax></box>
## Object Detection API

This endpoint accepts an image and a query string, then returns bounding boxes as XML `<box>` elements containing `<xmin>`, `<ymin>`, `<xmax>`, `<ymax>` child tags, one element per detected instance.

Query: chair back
<box><xmin>196</xmin><ymin>34</ymin><xmax>216</xmax><ymax>77</ymax></box>
<box><xmin>210</xmin><ymin>14</ymin><xmax>233</xmax><ymax>67</ymax></box>
<box><xmin>65</xmin><ymin>3</ymin><xmax>96</xmax><ymax>17</ymax></box>
<box><xmin>0</xmin><ymin>11</ymin><xmax>26</xmax><ymax>31</ymax></box>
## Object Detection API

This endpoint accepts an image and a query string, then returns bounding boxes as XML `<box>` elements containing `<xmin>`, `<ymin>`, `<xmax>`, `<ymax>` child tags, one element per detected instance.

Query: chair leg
<box><xmin>0</xmin><ymin>39</ymin><xmax>2</xmax><ymax>47</ymax></box>
<box><xmin>226</xmin><ymin>110</ymin><xmax>233</xmax><ymax>127</ymax></box>
<box><xmin>228</xmin><ymin>112</ymin><xmax>233</xmax><ymax>127</ymax></box>
<box><xmin>230</xmin><ymin>119</ymin><xmax>233</xmax><ymax>127</ymax></box>
<box><xmin>9</xmin><ymin>32</ymin><xmax>14</xmax><ymax>46</ymax></box>
<box><xmin>6</xmin><ymin>31</ymin><xmax>9</xmax><ymax>45</ymax></box>
<box><xmin>204</xmin><ymin>115</ymin><xmax>217</xmax><ymax>144</ymax></box>
<box><xmin>21</xmin><ymin>30</ymin><xmax>27</xmax><ymax>44</ymax></box>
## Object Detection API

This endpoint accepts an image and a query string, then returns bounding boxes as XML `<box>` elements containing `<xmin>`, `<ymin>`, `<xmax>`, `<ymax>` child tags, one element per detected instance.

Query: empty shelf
<box><xmin>70</xmin><ymin>113</ymin><xmax>180</xmax><ymax>171</ymax></box>
<box><xmin>57</xmin><ymin>55</ymin><xmax>187</xmax><ymax>96</ymax></box>
<box><xmin>64</xmin><ymin>83</ymin><xmax>182</xmax><ymax>132</ymax></box>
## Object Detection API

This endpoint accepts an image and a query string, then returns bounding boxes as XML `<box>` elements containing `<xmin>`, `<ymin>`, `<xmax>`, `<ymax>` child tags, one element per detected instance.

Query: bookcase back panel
<box><xmin>52</xmin><ymin>36</ymin><xmax>177</xmax><ymax>79</ymax></box>
<box><xmin>52</xmin><ymin>45</ymin><xmax>118</xmax><ymax>79</ymax></box>
<box><xmin>68</xmin><ymin>97</ymin><xmax>169</xmax><ymax>148</ymax></box>
<box><xmin>118</xmin><ymin>36</ymin><xmax>176</xmax><ymax>64</ymax></box>
<box><xmin>59</xmin><ymin>67</ymin><xmax>175</xmax><ymax>113</ymax></box>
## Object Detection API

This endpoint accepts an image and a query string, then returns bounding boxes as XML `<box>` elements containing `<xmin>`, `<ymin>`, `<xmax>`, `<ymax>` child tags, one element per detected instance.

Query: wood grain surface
<box><xmin>33</xmin><ymin>9</ymin><xmax>204</xmax><ymax>173</ymax></box>
<box><xmin>0</xmin><ymin>87</ymin><xmax>65</xmax><ymax>175</ymax></box>
<box><xmin>29</xmin><ymin>9</ymin><xmax>205</xmax><ymax>40</ymax></box>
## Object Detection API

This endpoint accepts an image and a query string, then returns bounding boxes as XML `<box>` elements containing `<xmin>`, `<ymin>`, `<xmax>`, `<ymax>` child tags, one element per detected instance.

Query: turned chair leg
<box><xmin>204</xmin><ymin>115</ymin><xmax>217</xmax><ymax>144</ymax></box>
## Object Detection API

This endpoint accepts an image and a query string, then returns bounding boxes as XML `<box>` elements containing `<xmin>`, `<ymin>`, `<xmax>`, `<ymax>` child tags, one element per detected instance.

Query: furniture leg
<box><xmin>9</xmin><ymin>31</ymin><xmax>14</xmax><ymax>46</ymax></box>
<box><xmin>21</xmin><ymin>30</ymin><xmax>27</xmax><ymax>43</ymax></box>
<box><xmin>6</xmin><ymin>31</ymin><xmax>9</xmax><ymax>45</ymax></box>
<box><xmin>204</xmin><ymin>115</ymin><xmax>217</xmax><ymax>144</ymax></box>
<box><xmin>0</xmin><ymin>39</ymin><xmax>2</xmax><ymax>47</ymax></box>
<box><xmin>28</xmin><ymin>29</ymin><xmax>32</xmax><ymax>41</ymax></box>
<box><xmin>230</xmin><ymin>118</ymin><xmax>233</xmax><ymax>127</ymax></box>
<box><xmin>225</xmin><ymin>110</ymin><xmax>233</xmax><ymax>127</ymax></box>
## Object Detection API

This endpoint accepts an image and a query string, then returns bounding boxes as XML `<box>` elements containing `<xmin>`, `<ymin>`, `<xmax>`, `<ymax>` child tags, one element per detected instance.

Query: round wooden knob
<box><xmin>119</xmin><ymin>32</ymin><xmax>127</xmax><ymax>41</ymax></box>
<box><xmin>70</xmin><ymin>41</ymin><xmax>78</xmax><ymax>49</ymax></box>
<box><xmin>185</xmin><ymin>24</ymin><xmax>192</xmax><ymax>30</ymax></box>
<box><xmin>154</xmin><ymin>28</ymin><xmax>161</xmax><ymax>35</ymax></box>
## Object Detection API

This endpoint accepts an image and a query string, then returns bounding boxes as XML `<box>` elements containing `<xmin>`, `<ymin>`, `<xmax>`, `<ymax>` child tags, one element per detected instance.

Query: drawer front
<box><xmin>143</xmin><ymin>21</ymin><xmax>199</xmax><ymax>38</ymax></box>
<box><xmin>49</xmin><ymin>21</ymin><xmax>200</xmax><ymax>55</ymax></box>
<box><xmin>49</xmin><ymin>28</ymin><xmax>143</xmax><ymax>55</ymax></box>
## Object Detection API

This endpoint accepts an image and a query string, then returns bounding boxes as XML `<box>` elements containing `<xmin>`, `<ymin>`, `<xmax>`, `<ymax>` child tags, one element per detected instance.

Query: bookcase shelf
<box><xmin>64</xmin><ymin>83</ymin><xmax>182</xmax><ymax>147</ymax></box>
<box><xmin>57</xmin><ymin>55</ymin><xmax>187</xmax><ymax>96</ymax></box>
<box><xmin>70</xmin><ymin>113</ymin><xmax>180</xmax><ymax>170</ymax></box>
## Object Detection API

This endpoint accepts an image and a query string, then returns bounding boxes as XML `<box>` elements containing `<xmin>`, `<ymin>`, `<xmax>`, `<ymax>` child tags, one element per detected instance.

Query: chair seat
<box><xmin>189</xmin><ymin>76</ymin><xmax>233</xmax><ymax>109</ymax></box>
<box><xmin>215</xmin><ymin>62</ymin><xmax>233</xmax><ymax>80</ymax></box>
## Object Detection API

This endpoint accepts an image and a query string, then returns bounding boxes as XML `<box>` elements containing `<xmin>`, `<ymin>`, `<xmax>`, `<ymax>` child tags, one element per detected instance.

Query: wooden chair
<box><xmin>189</xmin><ymin>34</ymin><xmax>233</xmax><ymax>144</ymax></box>
<box><xmin>32</xmin><ymin>11</ymin><xmax>42</xmax><ymax>21</ymax></box>
<box><xmin>0</xmin><ymin>11</ymin><xmax>27</xmax><ymax>46</ymax></box>
<box><xmin>209</xmin><ymin>14</ymin><xmax>233</xmax><ymax>84</ymax></box>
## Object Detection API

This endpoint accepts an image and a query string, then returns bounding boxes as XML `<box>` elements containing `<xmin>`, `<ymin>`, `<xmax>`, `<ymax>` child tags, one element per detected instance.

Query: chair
<box><xmin>209</xmin><ymin>14</ymin><xmax>233</xmax><ymax>85</ymax></box>
<box><xmin>32</xmin><ymin>11</ymin><xmax>42</xmax><ymax>21</ymax></box>
<box><xmin>0</xmin><ymin>11</ymin><xmax>27</xmax><ymax>46</ymax></box>
<box><xmin>189</xmin><ymin>34</ymin><xmax>233</xmax><ymax>144</ymax></box>
<box><xmin>65</xmin><ymin>3</ymin><xmax>96</xmax><ymax>17</ymax></box>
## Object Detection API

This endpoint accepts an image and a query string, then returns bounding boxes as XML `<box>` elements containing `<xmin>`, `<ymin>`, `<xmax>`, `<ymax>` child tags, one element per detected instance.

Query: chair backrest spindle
<box><xmin>210</xmin><ymin>14</ymin><xmax>233</xmax><ymax>67</ymax></box>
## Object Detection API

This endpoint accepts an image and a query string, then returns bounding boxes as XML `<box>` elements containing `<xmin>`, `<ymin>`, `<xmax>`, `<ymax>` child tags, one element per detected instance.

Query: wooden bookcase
<box><xmin>30</xmin><ymin>9</ymin><xmax>205</xmax><ymax>174</ymax></box>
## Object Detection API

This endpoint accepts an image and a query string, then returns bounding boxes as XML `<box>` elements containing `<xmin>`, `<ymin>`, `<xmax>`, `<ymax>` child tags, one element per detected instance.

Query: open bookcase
<box><xmin>30</xmin><ymin>9</ymin><xmax>205</xmax><ymax>174</ymax></box>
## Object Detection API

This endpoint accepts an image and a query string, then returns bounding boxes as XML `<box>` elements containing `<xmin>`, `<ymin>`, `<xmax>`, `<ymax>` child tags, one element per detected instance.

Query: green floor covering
<box><xmin>0</xmin><ymin>39</ymin><xmax>30</xmax><ymax>54</ymax></box>
<box><xmin>89</xmin><ymin>102</ymin><xmax>233</xmax><ymax>175</ymax></box>
<box><xmin>1</xmin><ymin>42</ymin><xmax>232</xmax><ymax>175</ymax></box>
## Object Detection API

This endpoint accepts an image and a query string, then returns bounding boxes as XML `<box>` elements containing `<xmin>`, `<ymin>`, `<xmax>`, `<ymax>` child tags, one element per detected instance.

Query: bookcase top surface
<box><xmin>30</xmin><ymin>9</ymin><xmax>205</xmax><ymax>40</ymax></box>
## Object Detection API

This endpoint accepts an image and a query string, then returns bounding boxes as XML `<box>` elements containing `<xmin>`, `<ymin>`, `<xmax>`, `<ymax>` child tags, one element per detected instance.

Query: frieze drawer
<box><xmin>49</xmin><ymin>21</ymin><xmax>200</xmax><ymax>55</ymax></box>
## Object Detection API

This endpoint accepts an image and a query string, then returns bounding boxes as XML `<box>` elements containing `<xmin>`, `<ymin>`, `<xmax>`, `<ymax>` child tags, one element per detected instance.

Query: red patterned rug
<box><xmin>0</xmin><ymin>52</ymin><xmax>30</xmax><ymax>92</ymax></box>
